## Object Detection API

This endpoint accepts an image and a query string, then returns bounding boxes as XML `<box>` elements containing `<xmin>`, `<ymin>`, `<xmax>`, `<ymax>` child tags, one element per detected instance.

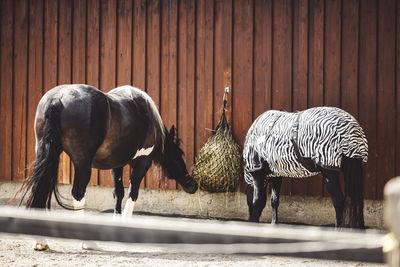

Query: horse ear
<box><xmin>169</xmin><ymin>125</ymin><xmax>176</xmax><ymax>137</ymax></box>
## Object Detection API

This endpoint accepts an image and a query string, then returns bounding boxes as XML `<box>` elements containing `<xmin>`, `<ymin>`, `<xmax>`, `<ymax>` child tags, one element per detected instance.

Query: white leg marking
<box><xmin>73</xmin><ymin>195</ymin><xmax>86</xmax><ymax>214</ymax></box>
<box><xmin>33</xmin><ymin>237</ymin><xmax>49</xmax><ymax>251</ymax></box>
<box><xmin>133</xmin><ymin>145</ymin><xmax>154</xmax><ymax>160</ymax></box>
<box><xmin>72</xmin><ymin>195</ymin><xmax>99</xmax><ymax>250</ymax></box>
<box><xmin>113</xmin><ymin>212</ymin><xmax>121</xmax><ymax>221</ymax></box>
<box><xmin>81</xmin><ymin>240</ymin><xmax>99</xmax><ymax>250</ymax></box>
<box><xmin>122</xmin><ymin>198</ymin><xmax>135</xmax><ymax>218</ymax></box>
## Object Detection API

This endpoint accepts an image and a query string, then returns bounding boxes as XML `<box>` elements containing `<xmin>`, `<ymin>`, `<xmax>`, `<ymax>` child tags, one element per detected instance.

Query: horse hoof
<box><xmin>112</xmin><ymin>213</ymin><xmax>121</xmax><ymax>221</ymax></box>
<box><xmin>33</xmin><ymin>242</ymin><xmax>50</xmax><ymax>251</ymax></box>
<box><xmin>81</xmin><ymin>241</ymin><xmax>99</xmax><ymax>250</ymax></box>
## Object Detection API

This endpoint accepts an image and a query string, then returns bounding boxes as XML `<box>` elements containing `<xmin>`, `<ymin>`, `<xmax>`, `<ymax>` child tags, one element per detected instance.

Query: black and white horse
<box><xmin>19</xmin><ymin>84</ymin><xmax>198</xmax><ymax>249</ymax></box>
<box><xmin>243</xmin><ymin>107</ymin><xmax>368</xmax><ymax>228</ymax></box>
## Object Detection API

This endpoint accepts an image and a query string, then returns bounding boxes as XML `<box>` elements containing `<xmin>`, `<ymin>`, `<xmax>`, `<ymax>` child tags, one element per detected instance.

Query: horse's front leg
<box><xmin>248</xmin><ymin>170</ymin><xmax>268</xmax><ymax>222</ymax></box>
<box><xmin>112</xmin><ymin>167</ymin><xmax>124</xmax><ymax>215</ymax></box>
<box><xmin>270</xmin><ymin>177</ymin><xmax>282</xmax><ymax>224</ymax></box>
<box><xmin>122</xmin><ymin>156</ymin><xmax>152</xmax><ymax>218</ymax></box>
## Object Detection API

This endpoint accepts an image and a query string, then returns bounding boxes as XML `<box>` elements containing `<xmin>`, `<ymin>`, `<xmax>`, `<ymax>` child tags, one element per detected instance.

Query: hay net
<box><xmin>191</xmin><ymin>91</ymin><xmax>243</xmax><ymax>193</ymax></box>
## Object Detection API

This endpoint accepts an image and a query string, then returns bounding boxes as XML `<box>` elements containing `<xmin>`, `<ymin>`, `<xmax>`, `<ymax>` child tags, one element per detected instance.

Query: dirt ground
<box><xmin>0</xmin><ymin>233</ymin><xmax>386</xmax><ymax>267</ymax></box>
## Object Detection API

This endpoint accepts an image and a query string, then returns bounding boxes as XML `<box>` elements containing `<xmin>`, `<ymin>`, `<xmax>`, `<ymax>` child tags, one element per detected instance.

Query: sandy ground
<box><xmin>0</xmin><ymin>233</ymin><xmax>386</xmax><ymax>267</ymax></box>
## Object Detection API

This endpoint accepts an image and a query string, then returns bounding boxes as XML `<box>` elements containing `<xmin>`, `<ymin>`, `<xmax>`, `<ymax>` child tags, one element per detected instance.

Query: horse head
<box><xmin>161</xmin><ymin>125</ymin><xmax>198</xmax><ymax>194</ymax></box>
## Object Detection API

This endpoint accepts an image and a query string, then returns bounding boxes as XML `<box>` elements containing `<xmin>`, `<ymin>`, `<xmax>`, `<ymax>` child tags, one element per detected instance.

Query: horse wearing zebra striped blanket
<box><xmin>243</xmin><ymin>107</ymin><xmax>368</xmax><ymax>228</ymax></box>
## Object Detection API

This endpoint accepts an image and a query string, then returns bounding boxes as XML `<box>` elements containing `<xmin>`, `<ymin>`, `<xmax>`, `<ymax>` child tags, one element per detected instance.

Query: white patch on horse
<box><xmin>73</xmin><ymin>195</ymin><xmax>86</xmax><ymax>214</ymax></box>
<box><xmin>72</xmin><ymin>195</ymin><xmax>98</xmax><ymax>250</ymax></box>
<box><xmin>33</xmin><ymin>237</ymin><xmax>49</xmax><ymax>251</ymax></box>
<box><xmin>132</xmin><ymin>145</ymin><xmax>154</xmax><ymax>160</ymax></box>
<box><xmin>81</xmin><ymin>240</ymin><xmax>99</xmax><ymax>250</ymax></box>
<box><xmin>122</xmin><ymin>198</ymin><xmax>135</xmax><ymax>218</ymax></box>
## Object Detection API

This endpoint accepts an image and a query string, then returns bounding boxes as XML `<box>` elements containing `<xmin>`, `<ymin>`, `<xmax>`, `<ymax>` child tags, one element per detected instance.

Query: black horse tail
<box><xmin>342</xmin><ymin>156</ymin><xmax>365</xmax><ymax>228</ymax></box>
<box><xmin>18</xmin><ymin>100</ymin><xmax>65</xmax><ymax>209</ymax></box>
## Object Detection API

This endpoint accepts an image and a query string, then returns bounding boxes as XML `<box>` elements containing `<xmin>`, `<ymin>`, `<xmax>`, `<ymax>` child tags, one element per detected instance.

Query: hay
<box><xmin>192</xmin><ymin>101</ymin><xmax>243</xmax><ymax>193</ymax></box>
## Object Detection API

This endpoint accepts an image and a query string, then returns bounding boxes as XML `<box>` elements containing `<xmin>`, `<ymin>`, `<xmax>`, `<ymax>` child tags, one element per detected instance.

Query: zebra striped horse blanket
<box><xmin>243</xmin><ymin>107</ymin><xmax>368</xmax><ymax>185</ymax></box>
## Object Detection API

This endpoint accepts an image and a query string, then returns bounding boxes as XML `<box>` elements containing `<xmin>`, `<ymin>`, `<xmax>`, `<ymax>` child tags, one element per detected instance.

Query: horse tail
<box><xmin>18</xmin><ymin>100</ymin><xmax>63</xmax><ymax>209</ymax></box>
<box><xmin>342</xmin><ymin>156</ymin><xmax>365</xmax><ymax>228</ymax></box>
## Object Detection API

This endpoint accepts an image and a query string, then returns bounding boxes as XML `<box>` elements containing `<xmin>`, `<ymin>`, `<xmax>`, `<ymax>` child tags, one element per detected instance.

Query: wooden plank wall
<box><xmin>0</xmin><ymin>0</ymin><xmax>399</xmax><ymax>200</ymax></box>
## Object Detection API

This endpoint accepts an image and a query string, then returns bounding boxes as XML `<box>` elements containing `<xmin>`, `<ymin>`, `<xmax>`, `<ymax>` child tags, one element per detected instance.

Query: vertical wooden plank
<box><xmin>87</xmin><ymin>0</ymin><xmax>100</xmax><ymax>185</ymax></box>
<box><xmin>160</xmin><ymin>0</ymin><xmax>178</xmax><ymax>190</ymax></box>
<box><xmin>233</xmin><ymin>0</ymin><xmax>253</xmax><ymax>192</ymax></box>
<box><xmin>272</xmin><ymin>0</ymin><xmax>292</xmax><ymax>111</ymax></box>
<box><xmin>132</xmin><ymin>0</ymin><xmax>147</xmax><ymax>188</ymax></box>
<box><xmin>133</xmin><ymin>0</ymin><xmax>147</xmax><ymax>89</ymax></box>
<box><xmin>291</xmin><ymin>0</ymin><xmax>309</xmax><ymax>196</ymax></box>
<box><xmin>307</xmin><ymin>0</ymin><xmax>324</xmax><ymax>109</ymax></box>
<box><xmin>58</xmin><ymin>0</ymin><xmax>72</xmax><ymax>184</ymax></box>
<box><xmin>292</xmin><ymin>0</ymin><xmax>308</xmax><ymax>112</ymax></box>
<box><xmin>272</xmin><ymin>0</ymin><xmax>292</xmax><ymax>195</ymax></box>
<box><xmin>146</xmin><ymin>0</ymin><xmax>163</xmax><ymax>189</ymax></box>
<box><xmin>71</xmin><ymin>0</ymin><xmax>87</xmax><ymax>184</ymax></box>
<box><xmin>43</xmin><ymin>0</ymin><xmax>58</xmax><ymax>94</ymax></box>
<box><xmin>232</xmin><ymin>0</ymin><xmax>253</xmax><ymax>147</ymax></box>
<box><xmin>116</xmin><ymin>0</ymin><xmax>133</xmax><ymax>187</ymax></box>
<box><xmin>117</xmin><ymin>0</ymin><xmax>133</xmax><ymax>88</ymax></box>
<box><xmin>214</xmin><ymin>0</ymin><xmax>232</xmax><ymax>127</ymax></box>
<box><xmin>13</xmin><ymin>0</ymin><xmax>28</xmax><ymax>182</ymax></box>
<box><xmin>307</xmin><ymin>0</ymin><xmax>324</xmax><ymax>108</ymax></box>
<box><xmin>0</xmin><ymin>0</ymin><xmax>13</xmax><ymax>181</ymax></box>
<box><xmin>27</xmin><ymin>0</ymin><xmax>44</xmax><ymax>182</ymax></box>
<box><xmin>359</xmin><ymin>0</ymin><xmax>377</xmax><ymax>200</ymax></box>
<box><xmin>324</xmin><ymin>0</ymin><xmax>341</xmax><ymax>107</ymax></box>
<box><xmin>195</xmin><ymin>0</ymin><xmax>214</xmax><ymax>164</ymax></box>
<box><xmin>253</xmin><ymin>0</ymin><xmax>272</xmax><ymax>119</ymax></box>
<box><xmin>341</xmin><ymin>0</ymin><xmax>359</xmax><ymax>117</ymax></box>
<box><xmin>72</xmin><ymin>0</ymin><xmax>86</xmax><ymax>93</ymax></box>
<box><xmin>178</xmin><ymin>0</ymin><xmax>196</xmax><ymax>190</ymax></box>
<box><xmin>397</xmin><ymin>0</ymin><xmax>400</xmax><ymax>185</ymax></box>
<box><xmin>377</xmin><ymin>0</ymin><xmax>396</xmax><ymax>199</ymax></box>
<box><xmin>99</xmin><ymin>0</ymin><xmax>117</xmax><ymax>186</ymax></box>
<box><xmin>307</xmin><ymin>0</ymin><xmax>324</xmax><ymax>196</ymax></box>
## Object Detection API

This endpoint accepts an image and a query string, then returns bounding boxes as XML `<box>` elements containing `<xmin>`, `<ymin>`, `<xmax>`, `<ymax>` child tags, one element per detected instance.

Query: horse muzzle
<box><xmin>182</xmin><ymin>178</ymin><xmax>198</xmax><ymax>194</ymax></box>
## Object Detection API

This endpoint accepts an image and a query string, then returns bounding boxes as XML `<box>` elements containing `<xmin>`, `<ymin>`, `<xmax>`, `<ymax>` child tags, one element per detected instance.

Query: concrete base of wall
<box><xmin>0</xmin><ymin>181</ymin><xmax>384</xmax><ymax>229</ymax></box>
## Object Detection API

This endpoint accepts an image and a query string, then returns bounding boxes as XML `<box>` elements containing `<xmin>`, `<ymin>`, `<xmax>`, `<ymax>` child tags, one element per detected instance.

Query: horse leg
<box><xmin>248</xmin><ymin>169</ymin><xmax>268</xmax><ymax>222</ymax></box>
<box><xmin>112</xmin><ymin>167</ymin><xmax>124</xmax><ymax>215</ymax></box>
<box><xmin>270</xmin><ymin>177</ymin><xmax>282</xmax><ymax>225</ymax></box>
<box><xmin>321</xmin><ymin>169</ymin><xmax>345</xmax><ymax>228</ymax></box>
<box><xmin>70</xmin><ymin>161</ymin><xmax>99</xmax><ymax>250</ymax></box>
<box><xmin>342</xmin><ymin>157</ymin><xmax>365</xmax><ymax>228</ymax></box>
<box><xmin>246</xmin><ymin>184</ymin><xmax>254</xmax><ymax>217</ymax></box>
<box><xmin>71</xmin><ymin>162</ymin><xmax>92</xmax><ymax>203</ymax></box>
<box><xmin>122</xmin><ymin>157</ymin><xmax>152</xmax><ymax>218</ymax></box>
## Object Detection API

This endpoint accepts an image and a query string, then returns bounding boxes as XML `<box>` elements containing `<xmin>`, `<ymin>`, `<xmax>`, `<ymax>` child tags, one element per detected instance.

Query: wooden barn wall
<box><xmin>0</xmin><ymin>0</ymin><xmax>399</xmax><ymax>200</ymax></box>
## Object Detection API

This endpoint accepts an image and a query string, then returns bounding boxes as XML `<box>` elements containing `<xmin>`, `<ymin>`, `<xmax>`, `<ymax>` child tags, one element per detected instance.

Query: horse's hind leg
<box><xmin>248</xmin><ymin>169</ymin><xmax>268</xmax><ymax>222</ymax></box>
<box><xmin>342</xmin><ymin>157</ymin><xmax>365</xmax><ymax>228</ymax></box>
<box><xmin>112</xmin><ymin>167</ymin><xmax>124</xmax><ymax>214</ymax></box>
<box><xmin>321</xmin><ymin>169</ymin><xmax>344</xmax><ymax>228</ymax></box>
<box><xmin>122</xmin><ymin>157</ymin><xmax>152</xmax><ymax>218</ymax></box>
<box><xmin>270</xmin><ymin>177</ymin><xmax>282</xmax><ymax>224</ymax></box>
<box><xmin>71</xmin><ymin>162</ymin><xmax>92</xmax><ymax>204</ymax></box>
<box><xmin>70</xmin><ymin>161</ymin><xmax>99</xmax><ymax>250</ymax></box>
